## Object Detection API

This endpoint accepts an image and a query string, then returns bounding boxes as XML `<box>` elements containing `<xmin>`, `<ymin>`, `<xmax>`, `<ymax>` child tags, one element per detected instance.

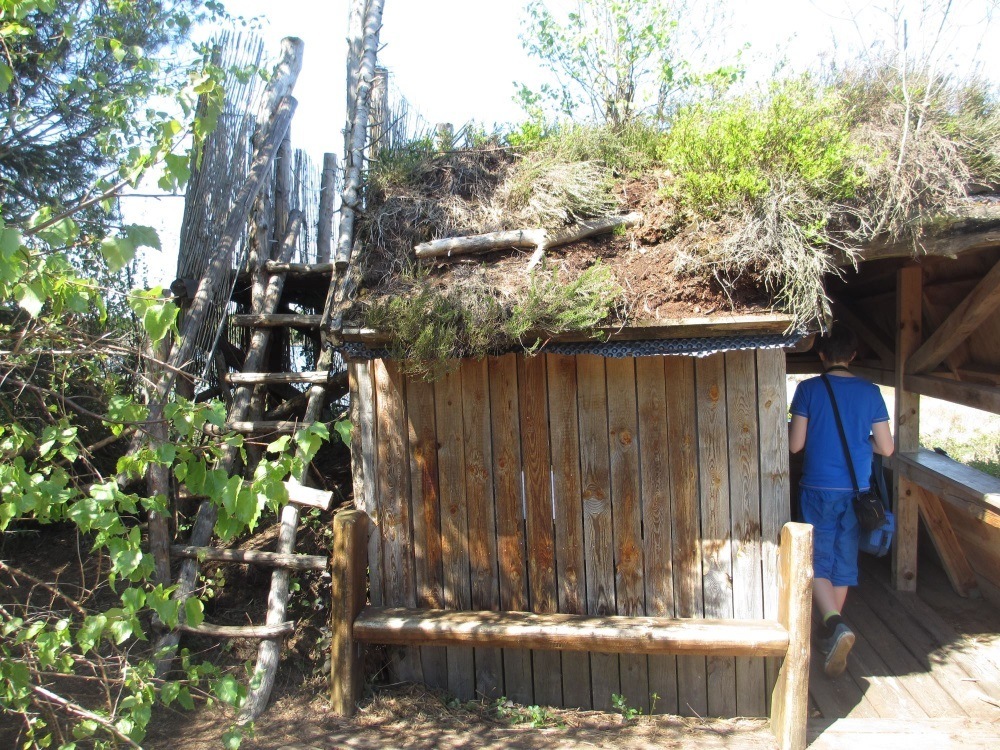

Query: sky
<box><xmin>131</xmin><ymin>0</ymin><xmax>997</xmax><ymax>285</ymax></box>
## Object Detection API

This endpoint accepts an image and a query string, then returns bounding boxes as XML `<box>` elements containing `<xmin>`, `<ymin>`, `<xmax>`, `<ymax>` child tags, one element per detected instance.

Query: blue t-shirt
<box><xmin>790</xmin><ymin>374</ymin><xmax>890</xmax><ymax>491</ymax></box>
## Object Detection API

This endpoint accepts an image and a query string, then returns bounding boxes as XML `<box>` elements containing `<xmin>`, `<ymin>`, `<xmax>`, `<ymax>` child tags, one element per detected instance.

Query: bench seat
<box><xmin>354</xmin><ymin>607</ymin><xmax>790</xmax><ymax>657</ymax></box>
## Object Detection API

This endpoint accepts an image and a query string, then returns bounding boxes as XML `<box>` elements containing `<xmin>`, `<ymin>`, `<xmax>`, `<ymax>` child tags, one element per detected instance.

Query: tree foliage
<box><xmin>518</xmin><ymin>0</ymin><xmax>737</xmax><ymax>126</ymax></box>
<box><xmin>0</xmin><ymin>2</ymin><xmax>303</xmax><ymax>748</ymax></box>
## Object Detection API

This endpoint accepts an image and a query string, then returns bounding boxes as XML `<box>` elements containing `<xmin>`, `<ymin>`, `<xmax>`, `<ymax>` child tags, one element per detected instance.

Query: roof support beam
<box><xmin>906</xmin><ymin>255</ymin><xmax>1000</xmax><ymax>375</ymax></box>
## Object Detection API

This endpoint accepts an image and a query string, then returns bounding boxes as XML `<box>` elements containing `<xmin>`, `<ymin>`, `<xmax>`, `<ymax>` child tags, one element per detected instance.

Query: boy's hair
<box><xmin>815</xmin><ymin>322</ymin><xmax>858</xmax><ymax>363</ymax></box>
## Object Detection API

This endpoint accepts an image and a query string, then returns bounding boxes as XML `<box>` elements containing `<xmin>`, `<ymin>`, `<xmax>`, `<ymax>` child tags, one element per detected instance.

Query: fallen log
<box><xmin>413</xmin><ymin>212</ymin><xmax>642</xmax><ymax>270</ymax></box>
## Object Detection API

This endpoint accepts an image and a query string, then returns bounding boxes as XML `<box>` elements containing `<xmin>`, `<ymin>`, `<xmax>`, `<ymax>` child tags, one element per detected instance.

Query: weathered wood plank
<box><xmin>353</xmin><ymin>362</ymin><xmax>382</xmax><ymax>606</ymax></box>
<box><xmin>373</xmin><ymin>360</ymin><xmax>422</xmax><ymax>683</ymax></box>
<box><xmin>695</xmin><ymin>353</ymin><xmax>737</xmax><ymax>717</ymax></box>
<box><xmin>844</xmin><ymin>593</ymin><xmax>966</xmax><ymax>719</ymax></box>
<box><xmin>665</xmin><ymin>356</ymin><xmax>708</xmax><ymax>717</ymax></box>
<box><xmin>462</xmin><ymin>358</ymin><xmax>502</xmax><ymax>699</ymax></box>
<box><xmin>405</xmin><ymin>375</ymin><xmax>447</xmax><ymax>689</ymax></box>
<box><xmin>895</xmin><ymin>266</ymin><xmax>922</xmax><ymax>591</ymax></box>
<box><xmin>354</xmin><ymin>608</ymin><xmax>790</xmax><ymax>656</ymax></box>
<box><xmin>434</xmin><ymin>367</ymin><xmax>474</xmax><ymax>700</ymax></box>
<box><xmin>606</xmin><ymin>357</ymin><xmax>650</xmax><ymax>711</ymax></box>
<box><xmin>577</xmin><ymin>354</ymin><xmax>620</xmax><ymax>710</ymax></box>
<box><xmin>635</xmin><ymin>356</ymin><xmax>679</xmax><ymax>715</ymax></box>
<box><xmin>757</xmin><ymin>348</ymin><xmax>790</xmax><ymax>711</ymax></box>
<box><xmin>488</xmin><ymin>354</ymin><xmax>532</xmax><ymax>705</ymax></box>
<box><xmin>545</xmin><ymin>353</ymin><xmax>591</xmax><ymax>709</ymax></box>
<box><xmin>893</xmin><ymin>449</ymin><xmax>1000</xmax><ymax>526</ymax></box>
<box><xmin>726</xmin><ymin>350</ymin><xmax>766</xmax><ymax>717</ymax></box>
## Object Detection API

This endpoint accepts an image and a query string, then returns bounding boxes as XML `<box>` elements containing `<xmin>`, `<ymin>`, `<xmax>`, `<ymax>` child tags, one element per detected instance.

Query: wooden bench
<box><xmin>329</xmin><ymin>510</ymin><xmax>814</xmax><ymax>750</ymax></box>
<box><xmin>892</xmin><ymin>448</ymin><xmax>1000</xmax><ymax>597</ymax></box>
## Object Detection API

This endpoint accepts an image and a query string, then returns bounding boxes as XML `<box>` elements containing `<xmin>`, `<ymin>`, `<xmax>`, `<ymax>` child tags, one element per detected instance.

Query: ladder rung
<box><xmin>170</xmin><ymin>545</ymin><xmax>328</xmax><ymax>571</ymax></box>
<box><xmin>177</xmin><ymin>621</ymin><xmax>294</xmax><ymax>639</ymax></box>
<box><xmin>263</xmin><ymin>261</ymin><xmax>334</xmax><ymax>276</ymax></box>
<box><xmin>177</xmin><ymin>480</ymin><xmax>333</xmax><ymax>511</ymax></box>
<box><xmin>225</xmin><ymin>371</ymin><xmax>332</xmax><ymax>385</ymax></box>
<box><xmin>284</xmin><ymin>480</ymin><xmax>333</xmax><ymax>510</ymax></box>
<box><xmin>230</xmin><ymin>314</ymin><xmax>321</xmax><ymax>329</ymax></box>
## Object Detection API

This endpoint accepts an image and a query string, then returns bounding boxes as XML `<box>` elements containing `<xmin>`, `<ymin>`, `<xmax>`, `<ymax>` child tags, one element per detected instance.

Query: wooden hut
<box><xmin>339</xmin><ymin>317</ymin><xmax>803</xmax><ymax>717</ymax></box>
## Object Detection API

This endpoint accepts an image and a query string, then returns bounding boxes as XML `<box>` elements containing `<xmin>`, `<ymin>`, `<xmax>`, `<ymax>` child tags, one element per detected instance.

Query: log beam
<box><xmin>170</xmin><ymin>546</ymin><xmax>328</xmax><ymax>571</ymax></box>
<box><xmin>353</xmin><ymin>608</ymin><xmax>790</xmax><ymax>657</ymax></box>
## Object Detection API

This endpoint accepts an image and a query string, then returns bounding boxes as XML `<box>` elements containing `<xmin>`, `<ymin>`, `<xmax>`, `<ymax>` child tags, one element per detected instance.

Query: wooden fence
<box><xmin>348</xmin><ymin>347</ymin><xmax>791</xmax><ymax>716</ymax></box>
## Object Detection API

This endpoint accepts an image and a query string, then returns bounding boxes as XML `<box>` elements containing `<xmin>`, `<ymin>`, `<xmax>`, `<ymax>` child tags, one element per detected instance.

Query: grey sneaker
<box><xmin>819</xmin><ymin>622</ymin><xmax>855</xmax><ymax>677</ymax></box>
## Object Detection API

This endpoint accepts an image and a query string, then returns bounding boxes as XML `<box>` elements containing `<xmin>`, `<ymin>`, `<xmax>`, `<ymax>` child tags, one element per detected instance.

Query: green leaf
<box><xmin>0</xmin><ymin>225</ymin><xmax>21</xmax><ymax>257</ymax></box>
<box><xmin>265</xmin><ymin>435</ymin><xmax>291</xmax><ymax>454</ymax></box>
<box><xmin>125</xmin><ymin>224</ymin><xmax>161</xmax><ymax>251</ymax></box>
<box><xmin>0</xmin><ymin>62</ymin><xmax>12</xmax><ymax>93</ymax></box>
<box><xmin>222</xmin><ymin>728</ymin><xmax>243</xmax><ymax>750</ymax></box>
<box><xmin>184</xmin><ymin>597</ymin><xmax>204</xmax><ymax>628</ymax></box>
<box><xmin>14</xmin><ymin>280</ymin><xmax>45</xmax><ymax>317</ymax></box>
<box><xmin>212</xmin><ymin>674</ymin><xmax>240</xmax><ymax>706</ymax></box>
<box><xmin>76</xmin><ymin>615</ymin><xmax>107</xmax><ymax>654</ymax></box>
<box><xmin>333</xmin><ymin>418</ymin><xmax>352</xmax><ymax>447</ymax></box>
<box><xmin>100</xmin><ymin>235</ymin><xmax>137</xmax><ymax>273</ymax></box>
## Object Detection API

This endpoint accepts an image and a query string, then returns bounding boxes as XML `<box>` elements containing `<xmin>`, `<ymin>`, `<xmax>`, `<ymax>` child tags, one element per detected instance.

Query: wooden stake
<box><xmin>316</xmin><ymin>153</ymin><xmax>337</xmax><ymax>263</ymax></box>
<box><xmin>335</xmin><ymin>0</ymin><xmax>387</xmax><ymax>271</ymax></box>
<box><xmin>330</xmin><ymin>508</ymin><xmax>369</xmax><ymax>716</ymax></box>
<box><xmin>770</xmin><ymin>522</ymin><xmax>812</xmax><ymax>750</ymax></box>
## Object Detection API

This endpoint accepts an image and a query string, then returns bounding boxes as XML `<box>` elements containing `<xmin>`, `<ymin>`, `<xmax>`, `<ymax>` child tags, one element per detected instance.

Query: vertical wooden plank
<box><xmin>546</xmin><ymin>354</ymin><xmax>592</xmax><ymax>709</ymax></box>
<box><xmin>696</xmin><ymin>353</ymin><xmax>737</xmax><ymax>717</ymax></box>
<box><xmin>373</xmin><ymin>359</ymin><xmax>422</xmax><ymax>683</ymax></box>
<box><xmin>757</xmin><ymin>348</ymin><xmax>791</xmax><ymax>709</ymax></box>
<box><xmin>330</xmin><ymin>509</ymin><xmax>368</xmax><ymax>717</ymax></box>
<box><xmin>489</xmin><ymin>354</ymin><xmax>532</xmax><ymax>705</ymax></box>
<box><xmin>406</xmin><ymin>375</ymin><xmax>447</xmax><ymax>689</ymax></box>
<box><xmin>434</xmin><ymin>366</ymin><xmax>475</xmax><ymax>700</ymax></box>
<box><xmin>351</xmin><ymin>362</ymin><xmax>382</xmax><ymax>606</ymax></box>
<box><xmin>664</xmin><ymin>356</ymin><xmax>707</xmax><ymax>717</ymax></box>
<box><xmin>636</xmin><ymin>356</ymin><xmax>679</xmax><ymax>715</ymax></box>
<box><xmin>726</xmin><ymin>350</ymin><xmax>766</xmax><ymax>717</ymax></box>
<box><xmin>577</xmin><ymin>354</ymin><xmax>620</xmax><ymax>711</ymax></box>
<box><xmin>605</xmin><ymin>357</ymin><xmax>650</xmax><ymax>711</ymax></box>
<box><xmin>895</xmin><ymin>265</ymin><xmax>922</xmax><ymax>591</ymax></box>
<box><xmin>770</xmin><ymin>523</ymin><xmax>813</xmax><ymax>750</ymax></box>
<box><xmin>462</xmin><ymin>358</ymin><xmax>502</xmax><ymax>699</ymax></box>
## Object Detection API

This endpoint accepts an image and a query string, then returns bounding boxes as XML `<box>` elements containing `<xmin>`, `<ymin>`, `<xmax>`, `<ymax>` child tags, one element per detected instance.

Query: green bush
<box><xmin>661</xmin><ymin>77</ymin><xmax>866</xmax><ymax>214</ymax></box>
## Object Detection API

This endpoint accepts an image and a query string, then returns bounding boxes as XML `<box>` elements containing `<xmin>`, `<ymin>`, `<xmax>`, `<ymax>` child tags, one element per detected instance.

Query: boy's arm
<box><xmin>871</xmin><ymin>421</ymin><xmax>894</xmax><ymax>456</ymax></box>
<box><xmin>789</xmin><ymin>414</ymin><xmax>808</xmax><ymax>454</ymax></box>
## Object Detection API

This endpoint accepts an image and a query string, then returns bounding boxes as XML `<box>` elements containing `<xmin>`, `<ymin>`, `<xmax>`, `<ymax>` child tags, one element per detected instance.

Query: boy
<box><xmin>788</xmin><ymin>324</ymin><xmax>894</xmax><ymax>676</ymax></box>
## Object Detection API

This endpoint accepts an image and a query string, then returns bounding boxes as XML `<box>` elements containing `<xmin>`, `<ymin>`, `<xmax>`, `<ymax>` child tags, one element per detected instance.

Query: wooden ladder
<box><xmin>154</xmin><ymin>210</ymin><xmax>343</xmax><ymax>720</ymax></box>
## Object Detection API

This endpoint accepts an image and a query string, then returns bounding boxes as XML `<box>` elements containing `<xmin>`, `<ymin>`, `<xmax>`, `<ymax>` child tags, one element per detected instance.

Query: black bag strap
<box><xmin>820</xmin><ymin>373</ymin><xmax>862</xmax><ymax>493</ymax></box>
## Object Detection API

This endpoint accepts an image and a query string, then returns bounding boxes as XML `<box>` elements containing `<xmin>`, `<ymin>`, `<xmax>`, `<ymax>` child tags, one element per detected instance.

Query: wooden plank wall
<box><xmin>355</xmin><ymin>349</ymin><xmax>790</xmax><ymax>716</ymax></box>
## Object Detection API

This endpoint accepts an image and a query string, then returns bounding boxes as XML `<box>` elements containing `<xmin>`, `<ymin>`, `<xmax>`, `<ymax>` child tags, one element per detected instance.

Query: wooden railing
<box><xmin>328</xmin><ymin>509</ymin><xmax>814</xmax><ymax>750</ymax></box>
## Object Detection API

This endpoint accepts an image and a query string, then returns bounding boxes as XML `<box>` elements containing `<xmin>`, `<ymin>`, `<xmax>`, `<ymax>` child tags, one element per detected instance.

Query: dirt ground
<box><xmin>144</xmin><ymin>683</ymin><xmax>776</xmax><ymax>750</ymax></box>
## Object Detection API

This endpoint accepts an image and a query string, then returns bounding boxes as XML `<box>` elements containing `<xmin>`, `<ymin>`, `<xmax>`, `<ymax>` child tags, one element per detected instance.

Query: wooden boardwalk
<box><xmin>807</xmin><ymin>555</ymin><xmax>1000</xmax><ymax>748</ymax></box>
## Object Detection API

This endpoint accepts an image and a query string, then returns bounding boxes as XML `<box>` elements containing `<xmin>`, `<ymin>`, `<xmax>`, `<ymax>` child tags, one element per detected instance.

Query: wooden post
<box><xmin>316</xmin><ymin>153</ymin><xmax>337</xmax><ymax>263</ymax></box>
<box><xmin>770</xmin><ymin>522</ymin><xmax>813</xmax><ymax>750</ymax></box>
<box><xmin>895</xmin><ymin>265</ymin><xmax>922</xmax><ymax>591</ymax></box>
<box><xmin>330</xmin><ymin>508</ymin><xmax>369</xmax><ymax>716</ymax></box>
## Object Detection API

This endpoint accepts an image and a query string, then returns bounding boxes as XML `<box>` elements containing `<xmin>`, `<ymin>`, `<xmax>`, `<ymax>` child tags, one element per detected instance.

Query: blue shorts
<box><xmin>799</xmin><ymin>487</ymin><xmax>859</xmax><ymax>587</ymax></box>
